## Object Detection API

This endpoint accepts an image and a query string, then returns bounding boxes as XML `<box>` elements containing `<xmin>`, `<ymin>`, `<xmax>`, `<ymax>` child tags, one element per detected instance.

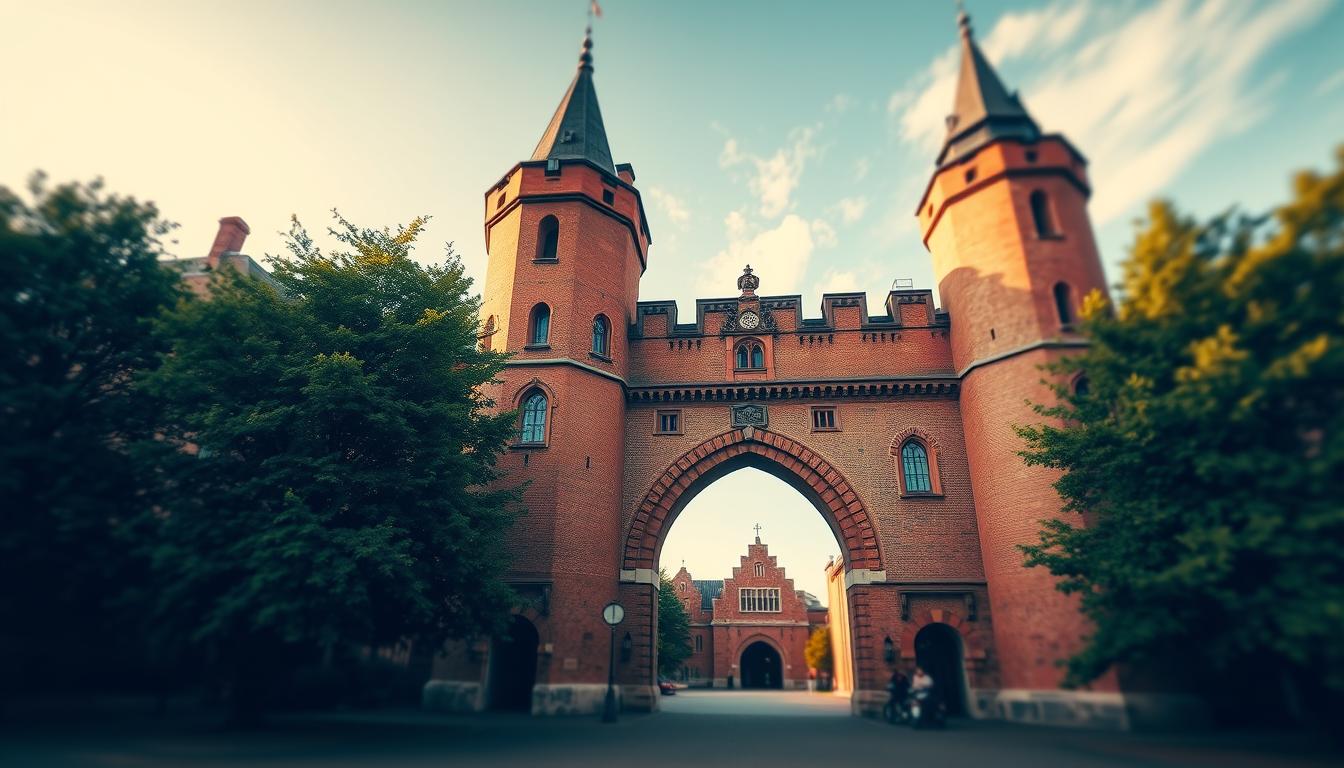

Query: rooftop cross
<box><xmin>753</xmin><ymin>523</ymin><xmax>762</xmax><ymax>543</ymax></box>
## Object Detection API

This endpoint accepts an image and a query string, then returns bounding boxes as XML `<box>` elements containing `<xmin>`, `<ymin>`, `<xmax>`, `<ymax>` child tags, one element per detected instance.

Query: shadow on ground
<box><xmin>1</xmin><ymin>690</ymin><xmax>1339</xmax><ymax>768</ymax></box>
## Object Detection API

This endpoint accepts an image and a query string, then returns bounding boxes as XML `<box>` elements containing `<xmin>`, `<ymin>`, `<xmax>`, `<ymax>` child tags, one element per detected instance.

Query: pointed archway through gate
<box><xmin>617</xmin><ymin>427</ymin><xmax>892</xmax><ymax>713</ymax></box>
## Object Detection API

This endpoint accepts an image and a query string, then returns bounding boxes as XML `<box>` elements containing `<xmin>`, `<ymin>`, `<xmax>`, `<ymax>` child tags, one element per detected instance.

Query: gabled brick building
<box><xmin>416</xmin><ymin>10</ymin><xmax>1182</xmax><ymax>728</ymax></box>
<box><xmin>669</xmin><ymin>536</ymin><xmax>828</xmax><ymax>689</ymax></box>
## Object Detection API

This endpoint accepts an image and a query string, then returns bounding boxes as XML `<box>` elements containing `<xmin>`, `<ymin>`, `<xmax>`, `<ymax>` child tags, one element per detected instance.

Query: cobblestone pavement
<box><xmin>2</xmin><ymin>690</ymin><xmax>1339</xmax><ymax>768</ymax></box>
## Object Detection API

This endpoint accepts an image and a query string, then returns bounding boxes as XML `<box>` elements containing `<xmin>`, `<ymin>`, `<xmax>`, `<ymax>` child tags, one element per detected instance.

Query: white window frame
<box><xmin>738</xmin><ymin>587</ymin><xmax>781</xmax><ymax>613</ymax></box>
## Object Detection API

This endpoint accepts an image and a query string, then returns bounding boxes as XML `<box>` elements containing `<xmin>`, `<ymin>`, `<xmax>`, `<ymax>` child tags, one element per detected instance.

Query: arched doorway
<box><xmin>914</xmin><ymin>622</ymin><xmax>965</xmax><ymax>716</ymax></box>
<box><xmin>487</xmin><ymin>615</ymin><xmax>539</xmax><ymax>711</ymax></box>
<box><xmin>740</xmin><ymin>641</ymin><xmax>783</xmax><ymax>689</ymax></box>
<box><xmin>623</xmin><ymin>428</ymin><xmax>885</xmax><ymax>707</ymax></box>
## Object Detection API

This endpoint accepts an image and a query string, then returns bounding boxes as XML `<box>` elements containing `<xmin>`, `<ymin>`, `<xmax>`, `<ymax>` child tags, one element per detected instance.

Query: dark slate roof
<box><xmin>798</xmin><ymin>591</ymin><xmax>824</xmax><ymax>611</ymax></box>
<box><xmin>692</xmin><ymin>580</ymin><xmax>724</xmax><ymax>612</ymax></box>
<box><xmin>938</xmin><ymin>11</ymin><xmax>1040</xmax><ymax>166</ymax></box>
<box><xmin>530</xmin><ymin>30</ymin><xmax>617</xmax><ymax>177</ymax></box>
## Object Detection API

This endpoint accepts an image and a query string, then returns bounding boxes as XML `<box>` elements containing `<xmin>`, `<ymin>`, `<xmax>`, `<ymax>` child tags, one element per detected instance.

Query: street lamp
<box><xmin>601</xmin><ymin>601</ymin><xmax>625</xmax><ymax>724</ymax></box>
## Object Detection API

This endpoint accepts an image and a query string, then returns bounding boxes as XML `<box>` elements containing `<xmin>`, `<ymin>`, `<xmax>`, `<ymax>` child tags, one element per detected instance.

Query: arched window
<box><xmin>678</xmin><ymin>582</ymin><xmax>685</xmax><ymax>593</ymax></box>
<box><xmin>735</xmin><ymin>339</ymin><xmax>764</xmax><ymax>370</ymax></box>
<box><xmin>530</xmin><ymin>304</ymin><xmax>550</xmax><ymax>345</ymax></box>
<box><xmin>592</xmin><ymin>314</ymin><xmax>609</xmax><ymax>356</ymax></box>
<box><xmin>1053</xmin><ymin>282</ymin><xmax>1073</xmax><ymax>327</ymax></box>
<box><xmin>753</xmin><ymin>562</ymin><xmax>764</xmax><ymax>577</ymax></box>
<box><xmin>901</xmin><ymin>440</ymin><xmax>932</xmax><ymax>493</ymax></box>
<box><xmin>537</xmin><ymin>215</ymin><xmax>559</xmax><ymax>261</ymax></box>
<box><xmin>1073</xmin><ymin>375</ymin><xmax>1090</xmax><ymax>398</ymax></box>
<box><xmin>520</xmin><ymin>390</ymin><xmax>548</xmax><ymax>444</ymax></box>
<box><xmin>1030</xmin><ymin>190</ymin><xmax>1057</xmax><ymax>238</ymax></box>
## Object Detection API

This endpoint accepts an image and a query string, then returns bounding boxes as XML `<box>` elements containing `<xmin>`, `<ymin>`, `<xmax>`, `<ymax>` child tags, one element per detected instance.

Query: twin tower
<box><xmin>427</xmin><ymin>12</ymin><xmax>1137</xmax><ymax>727</ymax></box>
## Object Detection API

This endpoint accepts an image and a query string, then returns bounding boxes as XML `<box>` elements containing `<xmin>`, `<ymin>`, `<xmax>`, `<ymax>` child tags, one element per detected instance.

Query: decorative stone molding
<box><xmin>618</xmin><ymin>568</ymin><xmax>658</xmax><ymax>585</ymax></box>
<box><xmin>730</xmin><ymin>403</ymin><xmax>768</xmax><ymax>428</ymax></box>
<box><xmin>842</xmin><ymin>569</ymin><xmax>888</xmax><ymax>589</ymax></box>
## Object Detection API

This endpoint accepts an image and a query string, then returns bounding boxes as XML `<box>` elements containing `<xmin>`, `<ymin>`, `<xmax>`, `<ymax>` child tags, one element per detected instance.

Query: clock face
<box><xmin>740</xmin><ymin>311</ymin><xmax>760</xmax><ymax>330</ymax></box>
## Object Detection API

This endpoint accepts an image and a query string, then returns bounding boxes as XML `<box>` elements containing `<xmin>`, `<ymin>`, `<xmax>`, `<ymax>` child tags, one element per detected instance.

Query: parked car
<box><xmin>658</xmin><ymin>678</ymin><xmax>677</xmax><ymax>695</ymax></box>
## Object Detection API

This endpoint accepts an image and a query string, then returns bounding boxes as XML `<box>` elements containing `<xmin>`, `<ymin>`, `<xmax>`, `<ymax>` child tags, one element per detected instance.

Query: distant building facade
<box><xmin>669</xmin><ymin>536</ymin><xmax>828</xmax><ymax>690</ymax></box>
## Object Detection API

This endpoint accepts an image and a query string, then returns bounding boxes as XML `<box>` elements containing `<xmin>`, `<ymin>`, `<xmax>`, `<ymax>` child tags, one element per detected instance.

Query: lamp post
<box><xmin>601</xmin><ymin>601</ymin><xmax>625</xmax><ymax>723</ymax></box>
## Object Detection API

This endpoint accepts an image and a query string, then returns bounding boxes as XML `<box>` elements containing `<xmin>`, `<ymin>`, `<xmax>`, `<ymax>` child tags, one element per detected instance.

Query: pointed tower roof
<box><xmin>938</xmin><ymin>9</ymin><xmax>1040</xmax><ymax>166</ymax></box>
<box><xmin>530</xmin><ymin>27</ymin><xmax>617</xmax><ymax>176</ymax></box>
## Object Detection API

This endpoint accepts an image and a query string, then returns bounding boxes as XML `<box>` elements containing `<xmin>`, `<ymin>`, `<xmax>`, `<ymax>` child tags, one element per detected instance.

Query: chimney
<box><xmin>207</xmin><ymin>216</ymin><xmax>250</xmax><ymax>269</ymax></box>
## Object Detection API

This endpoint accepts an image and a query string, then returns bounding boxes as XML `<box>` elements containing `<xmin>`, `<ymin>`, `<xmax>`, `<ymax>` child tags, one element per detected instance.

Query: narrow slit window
<box><xmin>1053</xmin><ymin>282</ymin><xmax>1073</xmax><ymax>327</ymax></box>
<box><xmin>530</xmin><ymin>304</ymin><xmax>550</xmax><ymax>345</ymax></box>
<box><xmin>592</xmin><ymin>314</ymin><xmax>609</xmax><ymax>356</ymax></box>
<box><xmin>537</xmin><ymin>215</ymin><xmax>560</xmax><ymax>261</ymax></box>
<box><xmin>1030</xmin><ymin>190</ymin><xmax>1057</xmax><ymax>238</ymax></box>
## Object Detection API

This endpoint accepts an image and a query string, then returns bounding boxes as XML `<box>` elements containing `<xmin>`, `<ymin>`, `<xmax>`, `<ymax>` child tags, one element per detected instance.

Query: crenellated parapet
<box><xmin>633</xmin><ymin>288</ymin><xmax>946</xmax><ymax>340</ymax></box>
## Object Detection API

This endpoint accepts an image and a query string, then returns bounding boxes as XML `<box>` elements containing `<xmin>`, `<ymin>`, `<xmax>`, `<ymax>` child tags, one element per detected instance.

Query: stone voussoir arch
<box><xmin>622</xmin><ymin>428</ymin><xmax>882</xmax><ymax>573</ymax></box>
<box><xmin>900</xmin><ymin>608</ymin><xmax>989</xmax><ymax>662</ymax></box>
<box><xmin>733</xmin><ymin>632</ymin><xmax>788</xmax><ymax>663</ymax></box>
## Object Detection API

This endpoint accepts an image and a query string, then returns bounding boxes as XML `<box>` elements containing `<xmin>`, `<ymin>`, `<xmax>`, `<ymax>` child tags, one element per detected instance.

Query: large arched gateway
<box><xmin>424</xmin><ymin>12</ymin><xmax>1138</xmax><ymax>728</ymax></box>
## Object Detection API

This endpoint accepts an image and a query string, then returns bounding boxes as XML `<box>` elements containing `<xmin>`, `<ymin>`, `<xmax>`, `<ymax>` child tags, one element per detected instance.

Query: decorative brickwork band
<box><xmin>622</xmin><ymin>428</ymin><xmax>883</xmax><ymax>573</ymax></box>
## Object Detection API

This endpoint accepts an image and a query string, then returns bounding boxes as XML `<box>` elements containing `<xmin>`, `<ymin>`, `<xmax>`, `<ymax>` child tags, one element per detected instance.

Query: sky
<box><xmin>4</xmin><ymin>0</ymin><xmax>1342</xmax><ymax>599</ymax></box>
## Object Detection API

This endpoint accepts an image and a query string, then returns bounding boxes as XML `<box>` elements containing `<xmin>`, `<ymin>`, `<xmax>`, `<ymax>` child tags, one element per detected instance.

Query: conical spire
<box><xmin>530</xmin><ymin>27</ymin><xmax>617</xmax><ymax>176</ymax></box>
<box><xmin>937</xmin><ymin>9</ymin><xmax>1039</xmax><ymax>166</ymax></box>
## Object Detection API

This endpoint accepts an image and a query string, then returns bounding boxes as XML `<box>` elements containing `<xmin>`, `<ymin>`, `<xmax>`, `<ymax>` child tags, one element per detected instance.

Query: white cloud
<box><xmin>749</xmin><ymin>128</ymin><xmax>817</xmax><ymax>218</ymax></box>
<box><xmin>719</xmin><ymin>138</ymin><xmax>744</xmax><ymax>168</ymax></box>
<box><xmin>695</xmin><ymin>214</ymin><xmax>815</xmax><ymax>298</ymax></box>
<box><xmin>826</xmin><ymin>93</ymin><xmax>852</xmax><ymax>113</ymax></box>
<box><xmin>854</xmin><ymin>157</ymin><xmax>871</xmax><ymax>182</ymax></box>
<box><xmin>817</xmin><ymin>269</ymin><xmax>857</xmax><ymax>294</ymax></box>
<box><xmin>811</xmin><ymin>219</ymin><xmax>838</xmax><ymax>249</ymax></box>
<box><xmin>834</xmin><ymin>196</ymin><xmax>868</xmax><ymax>224</ymax></box>
<box><xmin>646</xmin><ymin>186</ymin><xmax>690</xmax><ymax>225</ymax></box>
<box><xmin>887</xmin><ymin>0</ymin><xmax>1328</xmax><ymax>224</ymax></box>
<box><xmin>1317</xmin><ymin>68</ymin><xmax>1344</xmax><ymax>95</ymax></box>
<box><xmin>716</xmin><ymin>129</ymin><xmax>819</xmax><ymax>219</ymax></box>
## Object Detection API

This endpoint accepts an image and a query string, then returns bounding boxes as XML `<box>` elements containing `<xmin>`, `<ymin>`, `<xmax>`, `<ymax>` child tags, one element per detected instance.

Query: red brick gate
<box><xmin>616</xmin><ymin>427</ymin><xmax>900</xmax><ymax>712</ymax></box>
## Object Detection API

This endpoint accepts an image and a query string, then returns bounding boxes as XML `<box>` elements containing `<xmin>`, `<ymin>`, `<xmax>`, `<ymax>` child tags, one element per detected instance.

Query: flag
<box><xmin>590</xmin><ymin>0</ymin><xmax>602</xmax><ymax>19</ymax></box>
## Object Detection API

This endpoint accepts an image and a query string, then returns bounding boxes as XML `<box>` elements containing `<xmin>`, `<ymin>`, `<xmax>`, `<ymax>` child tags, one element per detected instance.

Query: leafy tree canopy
<box><xmin>136</xmin><ymin>213</ymin><xmax>518</xmax><ymax>699</ymax></box>
<box><xmin>805</xmin><ymin>625</ymin><xmax>832</xmax><ymax>674</ymax></box>
<box><xmin>657</xmin><ymin>570</ymin><xmax>692</xmax><ymax>678</ymax></box>
<box><xmin>0</xmin><ymin>174</ymin><xmax>183</xmax><ymax>688</ymax></box>
<box><xmin>1019</xmin><ymin>147</ymin><xmax>1344</xmax><ymax>693</ymax></box>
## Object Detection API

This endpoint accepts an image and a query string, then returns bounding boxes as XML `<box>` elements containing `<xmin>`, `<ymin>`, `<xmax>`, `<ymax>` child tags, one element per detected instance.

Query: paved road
<box><xmin>1</xmin><ymin>690</ymin><xmax>1338</xmax><ymax>767</ymax></box>
<box><xmin>660</xmin><ymin>688</ymin><xmax>851</xmax><ymax>717</ymax></box>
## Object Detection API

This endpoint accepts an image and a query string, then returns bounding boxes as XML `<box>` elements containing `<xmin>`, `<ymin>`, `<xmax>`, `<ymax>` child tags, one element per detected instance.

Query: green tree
<box><xmin>1018</xmin><ymin>148</ymin><xmax>1344</xmax><ymax>700</ymax></box>
<box><xmin>657</xmin><ymin>570</ymin><xmax>692</xmax><ymax>678</ymax></box>
<box><xmin>136</xmin><ymin>213</ymin><xmax>517</xmax><ymax>718</ymax></box>
<box><xmin>0</xmin><ymin>174</ymin><xmax>183</xmax><ymax>692</ymax></box>
<box><xmin>804</xmin><ymin>625</ymin><xmax>832</xmax><ymax>675</ymax></box>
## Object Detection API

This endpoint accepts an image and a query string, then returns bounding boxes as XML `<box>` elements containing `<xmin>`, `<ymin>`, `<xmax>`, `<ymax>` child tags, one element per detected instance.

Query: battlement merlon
<box><xmin>631</xmin><ymin>288</ymin><xmax>946</xmax><ymax>339</ymax></box>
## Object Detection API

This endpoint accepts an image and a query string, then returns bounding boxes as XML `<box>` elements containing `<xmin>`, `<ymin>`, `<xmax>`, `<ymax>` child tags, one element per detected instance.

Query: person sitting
<box><xmin>911</xmin><ymin>667</ymin><xmax>934</xmax><ymax>694</ymax></box>
<box><xmin>886</xmin><ymin>668</ymin><xmax>911</xmax><ymax>722</ymax></box>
